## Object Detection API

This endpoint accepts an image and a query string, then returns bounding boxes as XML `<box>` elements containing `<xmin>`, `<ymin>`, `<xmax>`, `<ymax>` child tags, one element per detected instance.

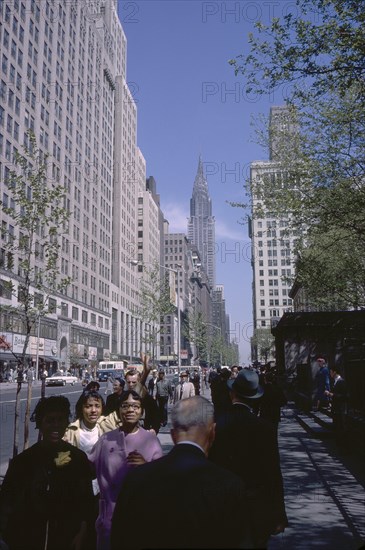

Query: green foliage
<box><xmin>1</xmin><ymin>132</ymin><xmax>71</xmax><ymax>457</ymax></box>
<box><xmin>230</xmin><ymin>0</ymin><xmax>365</xmax><ymax>101</ymax></box>
<box><xmin>209</xmin><ymin>330</ymin><xmax>225</xmax><ymax>366</ymax></box>
<box><xmin>135</xmin><ymin>263</ymin><xmax>176</xmax><ymax>360</ymax></box>
<box><xmin>230</xmin><ymin>0</ymin><xmax>365</xmax><ymax>309</ymax></box>
<box><xmin>252</xmin><ymin>328</ymin><xmax>275</xmax><ymax>363</ymax></box>
<box><xmin>0</xmin><ymin>131</ymin><xmax>71</xmax><ymax>358</ymax></box>
<box><xmin>185</xmin><ymin>312</ymin><xmax>209</xmax><ymax>363</ymax></box>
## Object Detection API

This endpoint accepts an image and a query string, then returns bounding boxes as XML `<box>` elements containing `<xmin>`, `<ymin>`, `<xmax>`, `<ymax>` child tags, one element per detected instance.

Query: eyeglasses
<box><xmin>120</xmin><ymin>403</ymin><xmax>141</xmax><ymax>411</ymax></box>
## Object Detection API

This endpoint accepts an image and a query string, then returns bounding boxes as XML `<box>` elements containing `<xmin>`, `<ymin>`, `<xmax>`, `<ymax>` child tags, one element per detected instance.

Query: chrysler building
<box><xmin>188</xmin><ymin>157</ymin><xmax>216</xmax><ymax>289</ymax></box>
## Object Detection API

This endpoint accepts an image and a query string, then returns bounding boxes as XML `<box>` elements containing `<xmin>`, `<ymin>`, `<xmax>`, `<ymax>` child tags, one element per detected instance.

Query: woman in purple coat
<box><xmin>89</xmin><ymin>390</ymin><xmax>163</xmax><ymax>550</ymax></box>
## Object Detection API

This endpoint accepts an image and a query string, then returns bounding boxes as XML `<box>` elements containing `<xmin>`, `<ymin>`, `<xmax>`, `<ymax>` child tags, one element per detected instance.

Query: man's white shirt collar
<box><xmin>177</xmin><ymin>441</ymin><xmax>205</xmax><ymax>454</ymax></box>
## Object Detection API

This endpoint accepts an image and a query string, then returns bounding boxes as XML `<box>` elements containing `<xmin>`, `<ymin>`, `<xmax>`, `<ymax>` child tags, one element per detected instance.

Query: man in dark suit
<box><xmin>111</xmin><ymin>396</ymin><xmax>249</xmax><ymax>549</ymax></box>
<box><xmin>325</xmin><ymin>366</ymin><xmax>348</xmax><ymax>447</ymax></box>
<box><xmin>147</xmin><ymin>368</ymin><xmax>158</xmax><ymax>398</ymax></box>
<box><xmin>104</xmin><ymin>377</ymin><xmax>125</xmax><ymax>415</ymax></box>
<box><xmin>209</xmin><ymin>368</ymin><xmax>288</xmax><ymax>548</ymax></box>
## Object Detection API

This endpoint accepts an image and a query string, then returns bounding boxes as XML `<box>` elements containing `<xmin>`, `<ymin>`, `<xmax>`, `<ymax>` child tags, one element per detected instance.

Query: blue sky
<box><xmin>118</xmin><ymin>1</ymin><xmax>287</xmax><ymax>362</ymax></box>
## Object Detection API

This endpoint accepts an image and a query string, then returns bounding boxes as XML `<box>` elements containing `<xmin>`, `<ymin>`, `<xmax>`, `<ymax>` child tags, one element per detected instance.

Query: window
<box><xmin>0</xmin><ymin>279</ymin><xmax>12</xmax><ymax>299</ymax></box>
<box><xmin>34</xmin><ymin>292</ymin><xmax>43</xmax><ymax>308</ymax></box>
<box><xmin>72</xmin><ymin>306</ymin><xmax>78</xmax><ymax>320</ymax></box>
<box><xmin>48</xmin><ymin>297</ymin><xmax>56</xmax><ymax>313</ymax></box>
<box><xmin>82</xmin><ymin>310</ymin><xmax>88</xmax><ymax>323</ymax></box>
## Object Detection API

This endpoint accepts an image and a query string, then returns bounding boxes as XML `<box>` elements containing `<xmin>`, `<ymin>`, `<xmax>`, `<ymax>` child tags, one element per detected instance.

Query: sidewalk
<box><xmin>269</xmin><ymin>405</ymin><xmax>365</xmax><ymax>549</ymax></box>
<box><xmin>158</xmin><ymin>393</ymin><xmax>365</xmax><ymax>550</ymax></box>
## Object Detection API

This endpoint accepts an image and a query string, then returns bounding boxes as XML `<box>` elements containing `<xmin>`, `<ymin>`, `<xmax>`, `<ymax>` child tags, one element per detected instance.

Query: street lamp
<box><xmin>130</xmin><ymin>260</ymin><xmax>182</xmax><ymax>374</ymax></box>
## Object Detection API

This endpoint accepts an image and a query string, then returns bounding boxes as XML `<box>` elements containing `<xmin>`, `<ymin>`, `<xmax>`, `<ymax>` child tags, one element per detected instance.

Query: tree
<box><xmin>223</xmin><ymin>341</ymin><xmax>240</xmax><ymax>366</ymax></box>
<box><xmin>183</xmin><ymin>312</ymin><xmax>209</xmax><ymax>366</ymax></box>
<box><xmin>0</xmin><ymin>132</ymin><xmax>71</xmax><ymax>456</ymax></box>
<box><xmin>135</xmin><ymin>263</ymin><xmax>176</xmax><ymax>365</ymax></box>
<box><xmin>229</xmin><ymin>0</ymin><xmax>365</xmax><ymax>308</ymax></box>
<box><xmin>209</xmin><ymin>330</ymin><xmax>225</xmax><ymax>366</ymax></box>
<box><xmin>230</xmin><ymin>0</ymin><xmax>365</xmax><ymax>101</ymax></box>
<box><xmin>251</xmin><ymin>328</ymin><xmax>275</xmax><ymax>363</ymax></box>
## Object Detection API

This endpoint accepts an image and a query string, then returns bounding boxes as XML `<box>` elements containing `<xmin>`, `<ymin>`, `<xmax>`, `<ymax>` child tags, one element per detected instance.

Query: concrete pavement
<box><xmin>269</xmin><ymin>406</ymin><xmax>364</xmax><ymax>549</ymax></box>
<box><xmin>158</xmin><ymin>389</ymin><xmax>365</xmax><ymax>550</ymax></box>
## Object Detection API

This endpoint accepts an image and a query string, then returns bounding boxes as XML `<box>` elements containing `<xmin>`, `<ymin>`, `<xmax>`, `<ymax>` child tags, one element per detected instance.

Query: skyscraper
<box><xmin>249</xmin><ymin>106</ymin><xmax>297</xmax><ymax>359</ymax></box>
<box><xmin>0</xmin><ymin>0</ymin><xmax>152</xmax><ymax>371</ymax></box>
<box><xmin>187</xmin><ymin>156</ymin><xmax>216</xmax><ymax>289</ymax></box>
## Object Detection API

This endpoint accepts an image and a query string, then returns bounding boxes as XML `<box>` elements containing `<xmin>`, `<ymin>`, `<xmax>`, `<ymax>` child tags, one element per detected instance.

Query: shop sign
<box><xmin>0</xmin><ymin>333</ymin><xmax>13</xmax><ymax>350</ymax></box>
<box><xmin>29</xmin><ymin>336</ymin><xmax>45</xmax><ymax>355</ymax></box>
<box><xmin>13</xmin><ymin>334</ymin><xmax>29</xmax><ymax>353</ymax></box>
<box><xmin>88</xmin><ymin>347</ymin><xmax>97</xmax><ymax>360</ymax></box>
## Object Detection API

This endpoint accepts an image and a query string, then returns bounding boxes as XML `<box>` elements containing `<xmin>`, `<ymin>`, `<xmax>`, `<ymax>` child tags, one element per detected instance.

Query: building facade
<box><xmin>249</xmin><ymin>107</ymin><xmax>297</xmax><ymax>359</ymax></box>
<box><xmin>187</xmin><ymin>156</ymin><xmax>216</xmax><ymax>290</ymax></box>
<box><xmin>0</xmin><ymin>0</ymin><xmax>149</xmax><ymax>375</ymax></box>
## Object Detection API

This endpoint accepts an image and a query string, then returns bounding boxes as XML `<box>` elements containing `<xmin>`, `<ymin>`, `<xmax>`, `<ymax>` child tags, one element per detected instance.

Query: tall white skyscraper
<box><xmin>187</xmin><ymin>156</ymin><xmax>216</xmax><ymax>289</ymax></box>
<box><xmin>0</xmin><ymin>0</ymin><xmax>151</xmax><ymax>370</ymax></box>
<box><xmin>250</xmin><ymin>107</ymin><xmax>296</xmax><ymax>345</ymax></box>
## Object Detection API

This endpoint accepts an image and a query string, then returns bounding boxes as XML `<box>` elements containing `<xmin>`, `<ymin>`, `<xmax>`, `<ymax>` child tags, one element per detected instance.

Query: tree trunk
<box><xmin>23</xmin><ymin>377</ymin><xmax>32</xmax><ymax>450</ymax></box>
<box><xmin>13</xmin><ymin>369</ymin><xmax>22</xmax><ymax>458</ymax></box>
<box><xmin>38</xmin><ymin>372</ymin><xmax>47</xmax><ymax>441</ymax></box>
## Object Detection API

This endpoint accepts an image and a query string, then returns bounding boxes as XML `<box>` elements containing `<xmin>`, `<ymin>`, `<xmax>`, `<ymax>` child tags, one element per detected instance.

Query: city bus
<box><xmin>96</xmin><ymin>360</ymin><xmax>127</xmax><ymax>382</ymax></box>
<box><xmin>98</xmin><ymin>361</ymin><xmax>127</xmax><ymax>371</ymax></box>
<box><xmin>96</xmin><ymin>360</ymin><xmax>145</xmax><ymax>382</ymax></box>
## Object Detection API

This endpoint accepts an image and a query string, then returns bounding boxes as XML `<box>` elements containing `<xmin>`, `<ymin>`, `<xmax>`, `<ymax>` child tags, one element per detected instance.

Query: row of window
<box><xmin>257</xmin><ymin>240</ymin><xmax>293</xmax><ymax>248</ymax></box>
<box><xmin>259</xmin><ymin>269</ymin><xmax>292</xmax><ymax>277</ymax></box>
<box><xmin>259</xmin><ymin>298</ymin><xmax>292</xmax><ymax>307</ymax></box>
<box><xmin>258</xmin><ymin>259</ymin><xmax>292</xmax><ymax>267</ymax></box>
<box><xmin>259</xmin><ymin>279</ymin><xmax>291</xmax><ymax>287</ymax></box>
<box><xmin>259</xmin><ymin>288</ymin><xmax>290</xmax><ymax>297</ymax></box>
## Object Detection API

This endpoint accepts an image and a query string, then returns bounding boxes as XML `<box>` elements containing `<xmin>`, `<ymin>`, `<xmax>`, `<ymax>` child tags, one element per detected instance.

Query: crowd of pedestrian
<box><xmin>0</xmin><ymin>356</ymin><xmax>350</xmax><ymax>549</ymax></box>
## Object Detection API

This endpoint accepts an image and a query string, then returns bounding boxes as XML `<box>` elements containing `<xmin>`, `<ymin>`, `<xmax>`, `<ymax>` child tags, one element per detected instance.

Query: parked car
<box><xmin>45</xmin><ymin>371</ymin><xmax>78</xmax><ymax>386</ymax></box>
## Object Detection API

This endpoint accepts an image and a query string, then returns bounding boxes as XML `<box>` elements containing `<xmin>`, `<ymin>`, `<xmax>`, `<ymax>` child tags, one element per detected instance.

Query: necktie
<box><xmin>180</xmin><ymin>383</ymin><xmax>184</xmax><ymax>400</ymax></box>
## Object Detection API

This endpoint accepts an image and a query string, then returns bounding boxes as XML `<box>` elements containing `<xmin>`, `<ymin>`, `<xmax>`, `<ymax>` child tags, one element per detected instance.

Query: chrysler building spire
<box><xmin>188</xmin><ymin>157</ymin><xmax>216</xmax><ymax>289</ymax></box>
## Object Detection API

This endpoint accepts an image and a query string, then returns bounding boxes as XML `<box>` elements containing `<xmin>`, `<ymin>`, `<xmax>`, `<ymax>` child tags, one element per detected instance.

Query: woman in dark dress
<box><xmin>0</xmin><ymin>396</ymin><xmax>94</xmax><ymax>550</ymax></box>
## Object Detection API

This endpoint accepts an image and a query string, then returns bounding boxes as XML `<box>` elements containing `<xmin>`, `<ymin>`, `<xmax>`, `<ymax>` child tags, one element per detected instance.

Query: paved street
<box><xmin>0</xmin><ymin>381</ymin><xmax>85</xmax><ymax>478</ymax></box>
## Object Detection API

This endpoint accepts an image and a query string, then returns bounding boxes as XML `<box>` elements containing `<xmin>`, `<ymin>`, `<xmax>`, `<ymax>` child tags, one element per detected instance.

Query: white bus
<box><xmin>98</xmin><ymin>361</ymin><xmax>127</xmax><ymax>371</ymax></box>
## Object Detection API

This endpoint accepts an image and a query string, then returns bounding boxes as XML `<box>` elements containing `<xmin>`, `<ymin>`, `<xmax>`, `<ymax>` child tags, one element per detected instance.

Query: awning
<box><xmin>0</xmin><ymin>352</ymin><xmax>20</xmax><ymax>362</ymax></box>
<box><xmin>43</xmin><ymin>356</ymin><xmax>62</xmax><ymax>362</ymax></box>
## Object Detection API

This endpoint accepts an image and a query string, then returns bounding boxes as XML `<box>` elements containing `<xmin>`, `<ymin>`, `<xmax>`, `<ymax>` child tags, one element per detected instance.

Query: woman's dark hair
<box><xmin>84</xmin><ymin>381</ymin><xmax>101</xmax><ymax>392</ymax></box>
<box><xmin>31</xmin><ymin>396</ymin><xmax>71</xmax><ymax>429</ymax></box>
<box><xmin>75</xmin><ymin>390</ymin><xmax>105</xmax><ymax>420</ymax></box>
<box><xmin>113</xmin><ymin>377</ymin><xmax>125</xmax><ymax>388</ymax></box>
<box><xmin>117</xmin><ymin>390</ymin><xmax>144</xmax><ymax>415</ymax></box>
